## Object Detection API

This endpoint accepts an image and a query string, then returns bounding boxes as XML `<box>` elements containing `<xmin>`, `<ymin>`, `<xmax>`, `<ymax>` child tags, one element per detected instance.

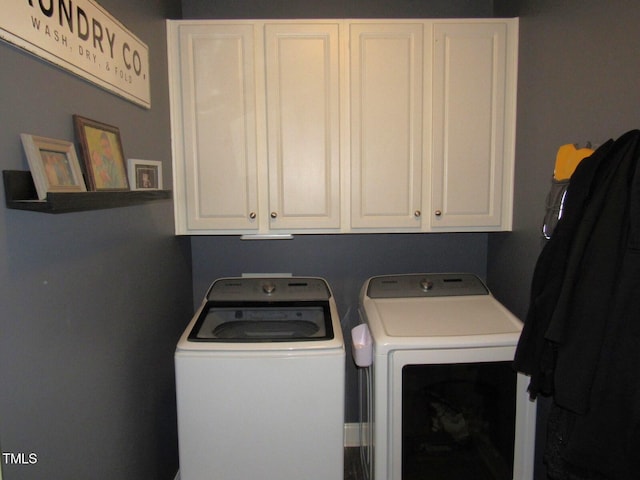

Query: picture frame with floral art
<box><xmin>20</xmin><ymin>133</ymin><xmax>87</xmax><ymax>200</ymax></box>
<box><xmin>127</xmin><ymin>159</ymin><xmax>162</xmax><ymax>190</ymax></box>
<box><xmin>73</xmin><ymin>115</ymin><xmax>129</xmax><ymax>191</ymax></box>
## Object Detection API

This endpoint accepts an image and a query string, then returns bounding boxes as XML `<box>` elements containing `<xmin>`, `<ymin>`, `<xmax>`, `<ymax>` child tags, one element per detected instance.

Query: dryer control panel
<box><xmin>367</xmin><ymin>273</ymin><xmax>489</xmax><ymax>298</ymax></box>
<box><xmin>207</xmin><ymin>277</ymin><xmax>331</xmax><ymax>302</ymax></box>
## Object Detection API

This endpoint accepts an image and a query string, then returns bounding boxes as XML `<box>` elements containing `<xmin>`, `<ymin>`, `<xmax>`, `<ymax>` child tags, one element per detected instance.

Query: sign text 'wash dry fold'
<box><xmin>0</xmin><ymin>0</ymin><xmax>151</xmax><ymax>108</ymax></box>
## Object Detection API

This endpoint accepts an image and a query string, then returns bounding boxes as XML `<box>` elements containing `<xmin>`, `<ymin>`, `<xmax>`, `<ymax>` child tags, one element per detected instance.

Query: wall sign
<box><xmin>0</xmin><ymin>0</ymin><xmax>151</xmax><ymax>109</ymax></box>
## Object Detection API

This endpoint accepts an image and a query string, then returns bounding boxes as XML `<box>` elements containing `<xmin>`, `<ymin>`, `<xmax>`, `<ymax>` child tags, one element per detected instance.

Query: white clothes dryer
<box><xmin>355</xmin><ymin>273</ymin><xmax>536</xmax><ymax>480</ymax></box>
<box><xmin>176</xmin><ymin>277</ymin><xmax>345</xmax><ymax>480</ymax></box>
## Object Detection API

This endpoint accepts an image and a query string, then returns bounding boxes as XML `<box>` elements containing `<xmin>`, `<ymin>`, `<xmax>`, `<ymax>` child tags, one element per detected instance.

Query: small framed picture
<box><xmin>127</xmin><ymin>159</ymin><xmax>163</xmax><ymax>190</ymax></box>
<box><xmin>20</xmin><ymin>134</ymin><xmax>87</xmax><ymax>200</ymax></box>
<box><xmin>73</xmin><ymin>115</ymin><xmax>129</xmax><ymax>191</ymax></box>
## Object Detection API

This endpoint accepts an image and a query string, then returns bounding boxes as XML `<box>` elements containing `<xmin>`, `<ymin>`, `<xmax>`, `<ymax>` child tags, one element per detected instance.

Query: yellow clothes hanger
<box><xmin>554</xmin><ymin>144</ymin><xmax>594</xmax><ymax>181</ymax></box>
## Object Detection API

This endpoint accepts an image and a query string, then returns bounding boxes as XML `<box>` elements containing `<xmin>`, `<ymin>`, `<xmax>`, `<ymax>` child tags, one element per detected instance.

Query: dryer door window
<box><xmin>402</xmin><ymin>361</ymin><xmax>516</xmax><ymax>480</ymax></box>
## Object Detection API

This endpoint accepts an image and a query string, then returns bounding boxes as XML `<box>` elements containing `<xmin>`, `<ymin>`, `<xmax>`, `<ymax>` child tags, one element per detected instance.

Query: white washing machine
<box><xmin>354</xmin><ymin>273</ymin><xmax>536</xmax><ymax>480</ymax></box>
<box><xmin>175</xmin><ymin>277</ymin><xmax>345</xmax><ymax>480</ymax></box>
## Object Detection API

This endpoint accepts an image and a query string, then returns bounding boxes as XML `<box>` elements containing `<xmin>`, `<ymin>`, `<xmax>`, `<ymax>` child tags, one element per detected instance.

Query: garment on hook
<box><xmin>515</xmin><ymin>130</ymin><xmax>640</xmax><ymax>479</ymax></box>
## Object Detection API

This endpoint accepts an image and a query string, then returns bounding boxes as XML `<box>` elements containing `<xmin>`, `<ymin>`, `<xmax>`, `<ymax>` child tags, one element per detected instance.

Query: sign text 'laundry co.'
<box><xmin>0</xmin><ymin>0</ymin><xmax>151</xmax><ymax>108</ymax></box>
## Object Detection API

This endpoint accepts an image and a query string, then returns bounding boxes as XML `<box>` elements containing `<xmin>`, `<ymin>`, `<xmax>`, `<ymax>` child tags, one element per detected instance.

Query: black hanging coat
<box><xmin>514</xmin><ymin>129</ymin><xmax>640</xmax><ymax>479</ymax></box>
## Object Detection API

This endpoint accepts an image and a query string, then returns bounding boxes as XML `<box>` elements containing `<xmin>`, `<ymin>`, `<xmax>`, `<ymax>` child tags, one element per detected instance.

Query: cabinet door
<box><xmin>350</xmin><ymin>23</ymin><xmax>424</xmax><ymax>229</ymax></box>
<box><xmin>431</xmin><ymin>21</ymin><xmax>516</xmax><ymax>230</ymax></box>
<box><xmin>175</xmin><ymin>24</ymin><xmax>259</xmax><ymax>232</ymax></box>
<box><xmin>264</xmin><ymin>23</ymin><xmax>341</xmax><ymax>230</ymax></box>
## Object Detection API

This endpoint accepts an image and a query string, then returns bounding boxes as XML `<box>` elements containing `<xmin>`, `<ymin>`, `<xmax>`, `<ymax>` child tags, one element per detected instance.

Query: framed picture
<box><xmin>73</xmin><ymin>115</ymin><xmax>129</xmax><ymax>191</ymax></box>
<box><xmin>127</xmin><ymin>159</ymin><xmax>163</xmax><ymax>190</ymax></box>
<box><xmin>20</xmin><ymin>134</ymin><xmax>87</xmax><ymax>200</ymax></box>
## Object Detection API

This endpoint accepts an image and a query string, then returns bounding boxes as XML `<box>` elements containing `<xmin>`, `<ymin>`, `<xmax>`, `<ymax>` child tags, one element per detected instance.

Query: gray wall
<box><xmin>489</xmin><ymin>0</ymin><xmax>640</xmax><ymax>317</ymax></box>
<box><xmin>487</xmin><ymin>0</ymin><xmax>640</xmax><ymax>477</ymax></box>
<box><xmin>0</xmin><ymin>1</ymin><xmax>192</xmax><ymax>479</ymax></box>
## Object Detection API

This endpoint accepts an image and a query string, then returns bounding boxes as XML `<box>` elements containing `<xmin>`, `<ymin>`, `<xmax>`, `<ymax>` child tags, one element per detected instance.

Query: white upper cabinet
<box><xmin>264</xmin><ymin>23</ymin><xmax>341</xmax><ymax>230</ymax></box>
<box><xmin>168</xmin><ymin>21</ymin><xmax>342</xmax><ymax>234</ymax></box>
<box><xmin>169</xmin><ymin>23</ymin><xmax>260</xmax><ymax>233</ymax></box>
<box><xmin>350</xmin><ymin>23</ymin><xmax>425</xmax><ymax>229</ymax></box>
<box><xmin>430</xmin><ymin>21</ymin><xmax>518</xmax><ymax>231</ymax></box>
<box><xmin>167</xmin><ymin>18</ymin><xmax>518</xmax><ymax>235</ymax></box>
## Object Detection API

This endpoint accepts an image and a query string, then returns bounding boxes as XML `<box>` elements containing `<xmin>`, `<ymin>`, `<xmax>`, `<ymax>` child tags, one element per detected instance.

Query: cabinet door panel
<box><xmin>431</xmin><ymin>22</ymin><xmax>509</xmax><ymax>229</ymax></box>
<box><xmin>179</xmin><ymin>25</ymin><xmax>259</xmax><ymax>231</ymax></box>
<box><xmin>350</xmin><ymin>23</ymin><xmax>424</xmax><ymax>229</ymax></box>
<box><xmin>265</xmin><ymin>24</ymin><xmax>341</xmax><ymax>229</ymax></box>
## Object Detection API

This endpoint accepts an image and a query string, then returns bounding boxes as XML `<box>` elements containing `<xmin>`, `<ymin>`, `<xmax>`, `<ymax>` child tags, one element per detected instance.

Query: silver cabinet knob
<box><xmin>270</xmin><ymin>212</ymin><xmax>278</xmax><ymax>219</ymax></box>
<box><xmin>414</xmin><ymin>210</ymin><xmax>421</xmax><ymax>218</ymax></box>
<box><xmin>434</xmin><ymin>210</ymin><xmax>442</xmax><ymax>217</ymax></box>
<box><xmin>249</xmin><ymin>212</ymin><xmax>256</xmax><ymax>219</ymax></box>
<box><xmin>262</xmin><ymin>283</ymin><xmax>276</xmax><ymax>294</ymax></box>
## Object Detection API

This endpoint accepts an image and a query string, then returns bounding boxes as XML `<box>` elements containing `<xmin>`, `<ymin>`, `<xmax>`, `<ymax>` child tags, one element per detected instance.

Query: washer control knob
<box><xmin>420</xmin><ymin>279</ymin><xmax>434</xmax><ymax>292</ymax></box>
<box><xmin>262</xmin><ymin>283</ymin><xmax>276</xmax><ymax>295</ymax></box>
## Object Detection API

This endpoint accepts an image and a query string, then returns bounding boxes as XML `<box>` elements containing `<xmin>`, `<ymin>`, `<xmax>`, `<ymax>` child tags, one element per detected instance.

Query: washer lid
<box><xmin>188</xmin><ymin>301</ymin><xmax>334</xmax><ymax>342</ymax></box>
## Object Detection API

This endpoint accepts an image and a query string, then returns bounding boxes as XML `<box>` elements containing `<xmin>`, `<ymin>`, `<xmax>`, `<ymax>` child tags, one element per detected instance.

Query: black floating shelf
<box><xmin>3</xmin><ymin>170</ymin><xmax>171</xmax><ymax>214</ymax></box>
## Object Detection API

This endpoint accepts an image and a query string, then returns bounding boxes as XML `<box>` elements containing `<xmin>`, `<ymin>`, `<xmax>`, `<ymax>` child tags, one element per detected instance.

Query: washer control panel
<box><xmin>367</xmin><ymin>273</ymin><xmax>489</xmax><ymax>299</ymax></box>
<box><xmin>207</xmin><ymin>277</ymin><xmax>332</xmax><ymax>302</ymax></box>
